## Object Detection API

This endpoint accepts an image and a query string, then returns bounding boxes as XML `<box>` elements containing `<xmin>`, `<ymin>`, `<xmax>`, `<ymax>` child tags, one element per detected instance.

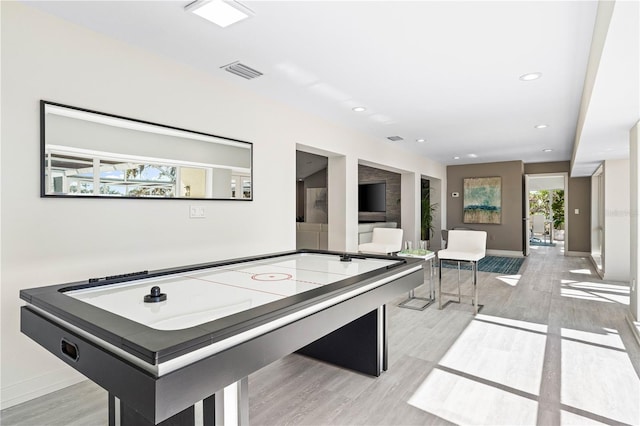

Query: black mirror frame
<box><xmin>40</xmin><ymin>100</ymin><xmax>253</xmax><ymax>201</ymax></box>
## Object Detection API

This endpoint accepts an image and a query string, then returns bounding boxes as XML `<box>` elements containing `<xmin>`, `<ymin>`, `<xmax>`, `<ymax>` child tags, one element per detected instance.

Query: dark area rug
<box><xmin>440</xmin><ymin>256</ymin><xmax>524</xmax><ymax>275</ymax></box>
<box><xmin>530</xmin><ymin>240</ymin><xmax>556</xmax><ymax>247</ymax></box>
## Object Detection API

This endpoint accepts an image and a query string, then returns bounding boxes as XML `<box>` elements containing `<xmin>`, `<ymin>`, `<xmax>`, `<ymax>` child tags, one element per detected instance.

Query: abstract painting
<box><xmin>463</xmin><ymin>177</ymin><xmax>501</xmax><ymax>224</ymax></box>
<box><xmin>306</xmin><ymin>188</ymin><xmax>328</xmax><ymax>223</ymax></box>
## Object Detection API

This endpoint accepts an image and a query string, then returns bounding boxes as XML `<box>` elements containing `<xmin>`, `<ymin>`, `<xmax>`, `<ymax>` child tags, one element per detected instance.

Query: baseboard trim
<box><xmin>626</xmin><ymin>313</ymin><xmax>640</xmax><ymax>348</ymax></box>
<box><xmin>586</xmin><ymin>255</ymin><xmax>605</xmax><ymax>278</ymax></box>
<box><xmin>565</xmin><ymin>251</ymin><xmax>591</xmax><ymax>257</ymax></box>
<box><xmin>0</xmin><ymin>367</ymin><xmax>84</xmax><ymax>410</ymax></box>
<box><xmin>486</xmin><ymin>249</ymin><xmax>523</xmax><ymax>258</ymax></box>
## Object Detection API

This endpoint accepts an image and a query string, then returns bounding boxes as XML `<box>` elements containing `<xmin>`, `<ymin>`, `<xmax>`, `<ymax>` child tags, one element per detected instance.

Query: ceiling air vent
<box><xmin>387</xmin><ymin>136</ymin><xmax>403</xmax><ymax>141</ymax></box>
<box><xmin>221</xmin><ymin>61</ymin><xmax>263</xmax><ymax>80</ymax></box>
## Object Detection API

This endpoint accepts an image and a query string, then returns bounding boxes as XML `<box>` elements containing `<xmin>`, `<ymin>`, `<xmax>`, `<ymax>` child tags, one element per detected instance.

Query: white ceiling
<box><xmin>528</xmin><ymin>175</ymin><xmax>565</xmax><ymax>192</ymax></box>
<box><xmin>24</xmin><ymin>1</ymin><xmax>639</xmax><ymax>176</ymax></box>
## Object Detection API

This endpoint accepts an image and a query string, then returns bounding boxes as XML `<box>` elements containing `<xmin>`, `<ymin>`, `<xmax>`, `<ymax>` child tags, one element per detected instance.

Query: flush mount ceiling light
<box><xmin>416</xmin><ymin>138</ymin><xmax>425</xmax><ymax>143</ymax></box>
<box><xmin>519</xmin><ymin>72</ymin><xmax>542</xmax><ymax>81</ymax></box>
<box><xmin>185</xmin><ymin>0</ymin><xmax>254</xmax><ymax>28</ymax></box>
<box><xmin>352</xmin><ymin>107</ymin><xmax>366</xmax><ymax>112</ymax></box>
<box><xmin>535</xmin><ymin>124</ymin><xmax>548</xmax><ymax>129</ymax></box>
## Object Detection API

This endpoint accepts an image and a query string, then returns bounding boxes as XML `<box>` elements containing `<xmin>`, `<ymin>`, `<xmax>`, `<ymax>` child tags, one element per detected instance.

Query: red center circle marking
<box><xmin>251</xmin><ymin>273</ymin><xmax>292</xmax><ymax>282</ymax></box>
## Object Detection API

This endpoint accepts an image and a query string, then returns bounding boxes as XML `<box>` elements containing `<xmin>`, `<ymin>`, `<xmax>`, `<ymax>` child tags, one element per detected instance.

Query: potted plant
<box><xmin>552</xmin><ymin>190</ymin><xmax>565</xmax><ymax>240</ymax></box>
<box><xmin>420</xmin><ymin>185</ymin><xmax>438</xmax><ymax>247</ymax></box>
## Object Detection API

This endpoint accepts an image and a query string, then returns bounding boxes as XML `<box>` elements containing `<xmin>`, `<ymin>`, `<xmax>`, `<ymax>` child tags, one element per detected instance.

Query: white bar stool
<box><xmin>437</xmin><ymin>230</ymin><xmax>487</xmax><ymax>314</ymax></box>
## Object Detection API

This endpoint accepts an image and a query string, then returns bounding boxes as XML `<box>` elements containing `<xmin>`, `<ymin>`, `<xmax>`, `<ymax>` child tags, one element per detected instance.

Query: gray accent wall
<box><xmin>524</xmin><ymin>161</ymin><xmax>591</xmax><ymax>253</ymax></box>
<box><xmin>447</xmin><ymin>161</ymin><xmax>524</xmax><ymax>252</ymax></box>
<box><xmin>445</xmin><ymin>160</ymin><xmax>592</xmax><ymax>254</ymax></box>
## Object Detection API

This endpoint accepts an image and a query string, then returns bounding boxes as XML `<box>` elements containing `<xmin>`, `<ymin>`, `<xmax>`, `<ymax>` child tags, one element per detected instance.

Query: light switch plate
<box><xmin>190</xmin><ymin>206</ymin><xmax>205</xmax><ymax>218</ymax></box>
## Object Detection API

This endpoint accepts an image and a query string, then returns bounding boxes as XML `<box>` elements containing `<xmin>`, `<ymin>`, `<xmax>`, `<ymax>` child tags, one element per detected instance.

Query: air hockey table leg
<box><xmin>108</xmin><ymin>377</ymin><xmax>249</xmax><ymax>426</ymax></box>
<box><xmin>212</xmin><ymin>377</ymin><xmax>249</xmax><ymax>426</ymax></box>
<box><xmin>109</xmin><ymin>395</ymin><xmax>195</xmax><ymax>426</ymax></box>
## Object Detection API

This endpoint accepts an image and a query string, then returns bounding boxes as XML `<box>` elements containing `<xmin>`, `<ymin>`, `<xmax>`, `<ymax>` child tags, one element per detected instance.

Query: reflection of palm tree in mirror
<box><xmin>123</xmin><ymin>164</ymin><xmax>176</xmax><ymax>197</ymax></box>
<box><xmin>100</xmin><ymin>186</ymin><xmax>121</xmax><ymax>195</ymax></box>
<box><xmin>126</xmin><ymin>164</ymin><xmax>176</xmax><ymax>182</ymax></box>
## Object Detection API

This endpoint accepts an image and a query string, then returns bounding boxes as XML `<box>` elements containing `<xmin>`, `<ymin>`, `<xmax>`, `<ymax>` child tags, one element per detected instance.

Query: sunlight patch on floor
<box><xmin>561</xmin><ymin>409</ymin><xmax>607</xmax><ymax>425</ymax></box>
<box><xmin>408</xmin><ymin>368</ymin><xmax>538</xmax><ymax>426</ymax></box>
<box><xmin>569</xmin><ymin>269</ymin><xmax>592</xmax><ymax>275</ymax></box>
<box><xmin>496</xmin><ymin>274</ymin><xmax>521</xmax><ymax>286</ymax></box>
<box><xmin>561</xmin><ymin>327</ymin><xmax>625</xmax><ymax>350</ymax></box>
<box><xmin>408</xmin><ymin>315</ymin><xmax>546</xmax><ymax>425</ymax></box>
<box><xmin>437</xmin><ymin>314</ymin><xmax>547</xmax><ymax>395</ymax></box>
<box><xmin>561</xmin><ymin>328</ymin><xmax>640</xmax><ymax>425</ymax></box>
<box><xmin>560</xmin><ymin>280</ymin><xmax>630</xmax><ymax>304</ymax></box>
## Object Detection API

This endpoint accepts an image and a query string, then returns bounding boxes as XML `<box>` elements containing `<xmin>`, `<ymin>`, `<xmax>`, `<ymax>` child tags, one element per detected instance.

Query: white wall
<box><xmin>0</xmin><ymin>2</ymin><xmax>446</xmax><ymax>408</ymax></box>
<box><xmin>630</xmin><ymin>121</ymin><xmax>639</xmax><ymax>320</ymax></box>
<box><xmin>591</xmin><ymin>167</ymin><xmax>604</xmax><ymax>273</ymax></box>
<box><xmin>602</xmin><ymin>159</ymin><xmax>630</xmax><ymax>281</ymax></box>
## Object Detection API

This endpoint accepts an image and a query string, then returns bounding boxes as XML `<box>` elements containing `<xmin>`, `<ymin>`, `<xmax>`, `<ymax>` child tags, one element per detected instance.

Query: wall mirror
<box><xmin>41</xmin><ymin>101</ymin><xmax>252</xmax><ymax>200</ymax></box>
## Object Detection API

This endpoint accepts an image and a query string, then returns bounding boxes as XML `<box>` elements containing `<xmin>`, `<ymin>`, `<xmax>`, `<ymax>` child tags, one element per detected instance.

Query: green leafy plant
<box><xmin>551</xmin><ymin>190</ymin><xmax>565</xmax><ymax>230</ymax></box>
<box><xmin>529</xmin><ymin>189</ymin><xmax>564</xmax><ymax>230</ymax></box>
<box><xmin>421</xmin><ymin>183</ymin><xmax>438</xmax><ymax>240</ymax></box>
<box><xmin>529</xmin><ymin>190</ymin><xmax>550</xmax><ymax>217</ymax></box>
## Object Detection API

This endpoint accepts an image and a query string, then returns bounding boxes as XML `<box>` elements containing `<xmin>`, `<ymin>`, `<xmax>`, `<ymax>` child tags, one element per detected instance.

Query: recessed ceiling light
<box><xmin>535</xmin><ymin>124</ymin><xmax>548</xmax><ymax>129</ymax></box>
<box><xmin>542</xmin><ymin>149</ymin><xmax>553</xmax><ymax>152</ymax></box>
<box><xmin>468</xmin><ymin>153</ymin><xmax>478</xmax><ymax>158</ymax></box>
<box><xmin>416</xmin><ymin>138</ymin><xmax>425</xmax><ymax>143</ymax></box>
<box><xmin>185</xmin><ymin>0</ymin><xmax>254</xmax><ymax>28</ymax></box>
<box><xmin>453</xmin><ymin>156</ymin><xmax>460</xmax><ymax>160</ymax></box>
<box><xmin>352</xmin><ymin>106</ymin><xmax>366</xmax><ymax>112</ymax></box>
<box><xmin>519</xmin><ymin>72</ymin><xmax>542</xmax><ymax>81</ymax></box>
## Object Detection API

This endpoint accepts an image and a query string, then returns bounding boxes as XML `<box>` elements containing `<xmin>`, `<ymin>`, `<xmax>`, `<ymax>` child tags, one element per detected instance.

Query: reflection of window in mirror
<box><xmin>242</xmin><ymin>176</ymin><xmax>251</xmax><ymax>199</ymax></box>
<box><xmin>43</xmin><ymin>145</ymin><xmax>251</xmax><ymax>199</ymax></box>
<box><xmin>230</xmin><ymin>174</ymin><xmax>251</xmax><ymax>199</ymax></box>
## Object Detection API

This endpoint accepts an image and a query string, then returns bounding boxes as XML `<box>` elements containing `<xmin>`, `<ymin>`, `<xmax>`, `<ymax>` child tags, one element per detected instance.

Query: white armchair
<box><xmin>358</xmin><ymin>228</ymin><xmax>403</xmax><ymax>255</ymax></box>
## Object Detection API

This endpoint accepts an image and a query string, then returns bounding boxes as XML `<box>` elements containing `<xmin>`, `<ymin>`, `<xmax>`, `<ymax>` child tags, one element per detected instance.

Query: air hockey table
<box><xmin>20</xmin><ymin>250</ymin><xmax>424</xmax><ymax>425</ymax></box>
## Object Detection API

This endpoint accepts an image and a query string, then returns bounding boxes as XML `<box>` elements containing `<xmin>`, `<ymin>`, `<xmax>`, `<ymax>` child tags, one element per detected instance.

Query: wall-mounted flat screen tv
<box><xmin>358</xmin><ymin>182</ymin><xmax>386</xmax><ymax>212</ymax></box>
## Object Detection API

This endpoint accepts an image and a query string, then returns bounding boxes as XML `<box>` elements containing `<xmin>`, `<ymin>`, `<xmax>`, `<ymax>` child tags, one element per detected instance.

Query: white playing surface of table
<box><xmin>67</xmin><ymin>253</ymin><xmax>400</xmax><ymax>330</ymax></box>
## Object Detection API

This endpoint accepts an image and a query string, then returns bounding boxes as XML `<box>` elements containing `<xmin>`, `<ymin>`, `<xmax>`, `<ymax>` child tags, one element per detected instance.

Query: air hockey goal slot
<box><xmin>61</xmin><ymin>338</ymin><xmax>79</xmax><ymax>362</ymax></box>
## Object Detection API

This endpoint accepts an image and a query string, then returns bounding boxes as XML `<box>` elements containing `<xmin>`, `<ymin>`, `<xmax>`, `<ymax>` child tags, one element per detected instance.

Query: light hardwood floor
<box><xmin>3</xmin><ymin>243</ymin><xmax>639</xmax><ymax>425</ymax></box>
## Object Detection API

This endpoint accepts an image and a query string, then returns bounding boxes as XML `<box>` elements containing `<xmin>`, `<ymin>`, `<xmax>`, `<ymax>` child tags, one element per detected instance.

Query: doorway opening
<box><xmin>296</xmin><ymin>151</ymin><xmax>328</xmax><ymax>250</ymax></box>
<box><xmin>524</xmin><ymin>173</ymin><xmax>568</xmax><ymax>256</ymax></box>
